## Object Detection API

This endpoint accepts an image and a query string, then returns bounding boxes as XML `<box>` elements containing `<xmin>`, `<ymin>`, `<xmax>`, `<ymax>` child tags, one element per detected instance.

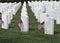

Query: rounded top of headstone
<box><xmin>39</xmin><ymin>1</ymin><xmax>41</xmax><ymax>3</ymax></box>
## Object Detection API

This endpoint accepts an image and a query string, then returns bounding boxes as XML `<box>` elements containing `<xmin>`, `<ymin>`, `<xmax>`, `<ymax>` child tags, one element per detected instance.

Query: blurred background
<box><xmin>0</xmin><ymin>0</ymin><xmax>59</xmax><ymax>3</ymax></box>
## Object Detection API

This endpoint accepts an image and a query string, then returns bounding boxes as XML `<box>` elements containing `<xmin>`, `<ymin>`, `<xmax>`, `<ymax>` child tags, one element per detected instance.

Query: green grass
<box><xmin>0</xmin><ymin>4</ymin><xmax>60</xmax><ymax>43</ymax></box>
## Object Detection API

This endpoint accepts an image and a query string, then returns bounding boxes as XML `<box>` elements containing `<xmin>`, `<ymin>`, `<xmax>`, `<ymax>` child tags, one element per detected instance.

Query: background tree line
<box><xmin>0</xmin><ymin>0</ymin><xmax>59</xmax><ymax>3</ymax></box>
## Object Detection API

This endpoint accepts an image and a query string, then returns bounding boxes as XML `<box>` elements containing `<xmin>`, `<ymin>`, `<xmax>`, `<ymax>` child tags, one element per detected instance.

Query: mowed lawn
<box><xmin>0</xmin><ymin>4</ymin><xmax>60</xmax><ymax>43</ymax></box>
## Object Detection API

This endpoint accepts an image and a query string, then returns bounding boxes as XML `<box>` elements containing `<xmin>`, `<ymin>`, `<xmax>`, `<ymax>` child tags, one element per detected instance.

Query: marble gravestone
<box><xmin>57</xmin><ymin>2</ymin><xmax>60</xmax><ymax>24</ymax></box>
<box><xmin>2</xmin><ymin>14</ymin><xmax>9</xmax><ymax>29</ymax></box>
<box><xmin>21</xmin><ymin>14</ymin><xmax>29</xmax><ymax>32</ymax></box>
<box><xmin>37</xmin><ymin>3</ymin><xmax>45</xmax><ymax>22</ymax></box>
<box><xmin>20</xmin><ymin>2</ymin><xmax>29</xmax><ymax>32</ymax></box>
<box><xmin>44</xmin><ymin>17</ymin><xmax>54</xmax><ymax>35</ymax></box>
<box><xmin>53</xmin><ymin>2</ymin><xmax>60</xmax><ymax>24</ymax></box>
<box><xmin>56</xmin><ymin>15</ymin><xmax>60</xmax><ymax>24</ymax></box>
<box><xmin>40</xmin><ymin>13</ymin><xmax>48</xmax><ymax>23</ymax></box>
<box><xmin>9</xmin><ymin>10</ymin><xmax>13</xmax><ymax>20</ymax></box>
<box><xmin>45</xmin><ymin>1</ymin><xmax>54</xmax><ymax>18</ymax></box>
<box><xmin>8</xmin><ymin>10</ymin><xmax>14</xmax><ymax>24</ymax></box>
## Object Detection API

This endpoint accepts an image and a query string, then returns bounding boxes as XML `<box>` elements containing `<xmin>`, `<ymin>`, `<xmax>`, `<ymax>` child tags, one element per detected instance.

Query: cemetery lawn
<box><xmin>0</xmin><ymin>4</ymin><xmax>60</xmax><ymax>43</ymax></box>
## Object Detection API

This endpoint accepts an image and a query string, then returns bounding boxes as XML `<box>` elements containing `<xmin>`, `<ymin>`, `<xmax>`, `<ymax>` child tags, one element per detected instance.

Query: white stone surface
<box><xmin>40</xmin><ymin>13</ymin><xmax>48</xmax><ymax>23</ymax></box>
<box><xmin>21</xmin><ymin>15</ymin><xmax>29</xmax><ymax>32</ymax></box>
<box><xmin>56</xmin><ymin>17</ymin><xmax>60</xmax><ymax>24</ymax></box>
<box><xmin>2</xmin><ymin>14</ymin><xmax>9</xmax><ymax>29</ymax></box>
<box><xmin>44</xmin><ymin>17</ymin><xmax>54</xmax><ymax>35</ymax></box>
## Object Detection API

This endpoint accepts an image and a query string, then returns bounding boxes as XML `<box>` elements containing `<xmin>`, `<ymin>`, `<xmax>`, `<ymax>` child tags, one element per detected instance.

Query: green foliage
<box><xmin>0</xmin><ymin>0</ymin><xmax>59</xmax><ymax>2</ymax></box>
<box><xmin>0</xmin><ymin>14</ymin><xmax>1</xmax><ymax>17</ymax></box>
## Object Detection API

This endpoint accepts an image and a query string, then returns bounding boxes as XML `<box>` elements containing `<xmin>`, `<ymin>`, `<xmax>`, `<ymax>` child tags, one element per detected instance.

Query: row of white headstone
<box><xmin>21</xmin><ymin>2</ymin><xmax>29</xmax><ymax>32</ymax></box>
<box><xmin>1</xmin><ymin>2</ymin><xmax>21</xmax><ymax>29</ymax></box>
<box><xmin>28</xmin><ymin>1</ymin><xmax>55</xmax><ymax>35</ymax></box>
<box><xmin>28</xmin><ymin>1</ymin><xmax>60</xmax><ymax>24</ymax></box>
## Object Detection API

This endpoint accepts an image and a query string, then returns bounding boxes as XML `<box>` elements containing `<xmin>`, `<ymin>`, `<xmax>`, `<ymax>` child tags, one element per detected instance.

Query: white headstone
<box><xmin>2</xmin><ymin>14</ymin><xmax>9</xmax><ymax>29</ymax></box>
<box><xmin>8</xmin><ymin>10</ymin><xmax>13</xmax><ymax>20</ymax></box>
<box><xmin>44</xmin><ymin>17</ymin><xmax>54</xmax><ymax>35</ymax></box>
<box><xmin>21</xmin><ymin>15</ymin><xmax>29</xmax><ymax>32</ymax></box>
<box><xmin>40</xmin><ymin>13</ymin><xmax>48</xmax><ymax>23</ymax></box>
<box><xmin>46</xmin><ymin>1</ymin><xmax>54</xmax><ymax>18</ymax></box>
<box><xmin>7</xmin><ymin>12</ymin><xmax>11</xmax><ymax>24</ymax></box>
<box><xmin>56</xmin><ymin>17</ymin><xmax>60</xmax><ymax>24</ymax></box>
